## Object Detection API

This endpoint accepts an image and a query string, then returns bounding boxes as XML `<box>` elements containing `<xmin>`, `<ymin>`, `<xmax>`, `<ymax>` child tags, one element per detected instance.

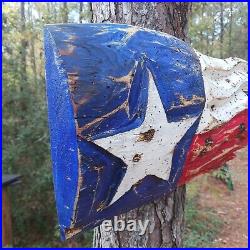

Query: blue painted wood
<box><xmin>44</xmin><ymin>23</ymin><xmax>205</xmax><ymax>239</ymax></box>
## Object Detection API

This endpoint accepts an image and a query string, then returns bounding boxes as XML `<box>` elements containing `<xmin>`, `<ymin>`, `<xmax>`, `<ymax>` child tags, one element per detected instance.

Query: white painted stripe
<box><xmin>195</xmin><ymin>51</ymin><xmax>248</xmax><ymax>133</ymax></box>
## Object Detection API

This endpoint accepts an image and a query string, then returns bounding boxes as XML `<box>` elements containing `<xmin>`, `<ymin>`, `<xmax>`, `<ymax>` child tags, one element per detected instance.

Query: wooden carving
<box><xmin>44</xmin><ymin>24</ymin><xmax>247</xmax><ymax>239</ymax></box>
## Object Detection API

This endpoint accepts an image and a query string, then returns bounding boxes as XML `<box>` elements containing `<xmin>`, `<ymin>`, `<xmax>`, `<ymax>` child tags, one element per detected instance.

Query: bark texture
<box><xmin>62</xmin><ymin>2</ymin><xmax>69</xmax><ymax>23</ymax></box>
<box><xmin>93</xmin><ymin>187</ymin><xmax>186</xmax><ymax>248</ymax></box>
<box><xmin>91</xmin><ymin>2</ymin><xmax>191</xmax><ymax>41</ymax></box>
<box><xmin>79</xmin><ymin>2</ymin><xmax>83</xmax><ymax>23</ymax></box>
<box><xmin>228</xmin><ymin>2</ymin><xmax>233</xmax><ymax>57</ymax></box>
<box><xmin>91</xmin><ymin>2</ymin><xmax>192</xmax><ymax>248</ymax></box>
<box><xmin>20</xmin><ymin>2</ymin><xmax>27</xmax><ymax>83</ymax></box>
<box><xmin>220</xmin><ymin>2</ymin><xmax>224</xmax><ymax>58</ymax></box>
<box><xmin>28</xmin><ymin>3</ymin><xmax>37</xmax><ymax>85</ymax></box>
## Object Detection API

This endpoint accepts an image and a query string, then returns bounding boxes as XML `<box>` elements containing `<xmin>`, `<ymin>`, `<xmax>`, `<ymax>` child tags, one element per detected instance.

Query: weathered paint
<box><xmin>178</xmin><ymin>52</ymin><xmax>248</xmax><ymax>184</ymax></box>
<box><xmin>196</xmin><ymin>51</ymin><xmax>248</xmax><ymax>133</ymax></box>
<box><xmin>44</xmin><ymin>24</ymin><xmax>247</xmax><ymax>240</ymax></box>
<box><xmin>94</xmin><ymin>70</ymin><xmax>199</xmax><ymax>205</ymax></box>
<box><xmin>178</xmin><ymin>109</ymin><xmax>248</xmax><ymax>185</ymax></box>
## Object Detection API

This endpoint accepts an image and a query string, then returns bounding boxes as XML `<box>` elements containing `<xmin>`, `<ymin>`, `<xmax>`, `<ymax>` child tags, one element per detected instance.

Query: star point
<box><xmin>94</xmin><ymin>69</ymin><xmax>197</xmax><ymax>204</ymax></box>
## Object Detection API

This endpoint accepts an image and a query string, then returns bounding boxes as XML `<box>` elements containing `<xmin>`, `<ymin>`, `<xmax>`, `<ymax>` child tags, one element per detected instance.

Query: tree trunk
<box><xmin>62</xmin><ymin>2</ymin><xmax>68</xmax><ymax>23</ymax></box>
<box><xmin>220</xmin><ymin>2</ymin><xmax>224</xmax><ymax>58</ymax></box>
<box><xmin>228</xmin><ymin>2</ymin><xmax>233</xmax><ymax>57</ymax></box>
<box><xmin>211</xmin><ymin>18</ymin><xmax>215</xmax><ymax>57</ymax></box>
<box><xmin>46</xmin><ymin>2</ymin><xmax>51</xmax><ymax>16</ymax></box>
<box><xmin>79</xmin><ymin>2</ymin><xmax>83</xmax><ymax>23</ymax></box>
<box><xmin>20</xmin><ymin>2</ymin><xmax>27</xmax><ymax>83</ymax></box>
<box><xmin>19</xmin><ymin>2</ymin><xmax>28</xmax><ymax>115</ymax></box>
<box><xmin>91</xmin><ymin>2</ymin><xmax>191</xmax><ymax>248</ymax></box>
<box><xmin>28</xmin><ymin>2</ymin><xmax>37</xmax><ymax>85</ymax></box>
<box><xmin>200</xmin><ymin>3</ymin><xmax>205</xmax><ymax>54</ymax></box>
<box><xmin>52</xmin><ymin>3</ymin><xmax>58</xmax><ymax>23</ymax></box>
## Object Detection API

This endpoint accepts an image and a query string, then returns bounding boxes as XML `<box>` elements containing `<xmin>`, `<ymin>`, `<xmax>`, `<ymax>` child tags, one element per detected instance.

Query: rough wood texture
<box><xmin>179</xmin><ymin>109</ymin><xmax>248</xmax><ymax>185</ymax></box>
<box><xmin>44</xmin><ymin>22</ymin><xmax>204</xmax><ymax>241</ymax></box>
<box><xmin>2</xmin><ymin>188</ymin><xmax>12</xmax><ymax>247</ymax></box>
<box><xmin>179</xmin><ymin>52</ymin><xmax>248</xmax><ymax>184</ymax></box>
<box><xmin>43</xmin><ymin>3</ymin><xmax>247</xmax><ymax>242</ymax></box>
<box><xmin>91</xmin><ymin>2</ymin><xmax>192</xmax><ymax>247</ymax></box>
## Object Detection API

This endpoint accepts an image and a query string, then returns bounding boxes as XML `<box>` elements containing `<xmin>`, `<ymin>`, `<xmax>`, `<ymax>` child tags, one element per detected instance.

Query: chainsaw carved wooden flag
<box><xmin>44</xmin><ymin>24</ymin><xmax>248</xmax><ymax>239</ymax></box>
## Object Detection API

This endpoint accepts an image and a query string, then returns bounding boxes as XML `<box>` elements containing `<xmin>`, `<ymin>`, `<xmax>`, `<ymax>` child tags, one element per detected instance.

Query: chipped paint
<box><xmin>195</xmin><ymin>51</ymin><xmax>248</xmax><ymax>133</ymax></box>
<box><xmin>132</xmin><ymin>153</ymin><xmax>143</xmax><ymax>162</ymax></box>
<box><xmin>77</xmin><ymin>100</ymin><xmax>129</xmax><ymax>136</ymax></box>
<box><xmin>59</xmin><ymin>45</ymin><xmax>76</xmax><ymax>56</ymax></box>
<box><xmin>177</xmin><ymin>53</ymin><xmax>248</xmax><ymax>185</ymax></box>
<box><xmin>119</xmin><ymin>26</ymin><xmax>139</xmax><ymax>43</ymax></box>
<box><xmin>108</xmin><ymin>62</ymin><xmax>137</xmax><ymax>87</ymax></box>
<box><xmin>65</xmin><ymin>227</ymin><xmax>82</xmax><ymax>240</ymax></box>
<box><xmin>137</xmin><ymin>129</ymin><xmax>155</xmax><ymax>142</ymax></box>
<box><xmin>179</xmin><ymin>109</ymin><xmax>248</xmax><ymax>185</ymax></box>
<box><xmin>69</xmin><ymin>148</ymin><xmax>83</xmax><ymax>231</ymax></box>
<box><xmin>67</xmin><ymin>72</ymin><xmax>79</xmax><ymax>92</ymax></box>
<box><xmin>179</xmin><ymin>95</ymin><xmax>205</xmax><ymax>106</ymax></box>
<box><xmin>44</xmin><ymin>23</ymin><xmax>247</xmax><ymax>240</ymax></box>
<box><xmin>93</xmin><ymin>70</ymin><xmax>198</xmax><ymax>204</ymax></box>
<box><xmin>77</xmin><ymin>62</ymin><xmax>139</xmax><ymax>135</ymax></box>
<box><xmin>169</xmin><ymin>95</ymin><xmax>205</xmax><ymax>111</ymax></box>
<box><xmin>71</xmin><ymin>97</ymin><xmax>91</xmax><ymax>117</ymax></box>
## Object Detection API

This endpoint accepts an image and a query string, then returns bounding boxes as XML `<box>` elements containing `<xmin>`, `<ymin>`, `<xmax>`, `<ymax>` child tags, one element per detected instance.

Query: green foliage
<box><xmin>190</xmin><ymin>2</ymin><xmax>248</xmax><ymax>60</ymax></box>
<box><xmin>184</xmin><ymin>183</ymin><xmax>223</xmax><ymax>248</ymax></box>
<box><xmin>212</xmin><ymin>165</ymin><xmax>234</xmax><ymax>191</ymax></box>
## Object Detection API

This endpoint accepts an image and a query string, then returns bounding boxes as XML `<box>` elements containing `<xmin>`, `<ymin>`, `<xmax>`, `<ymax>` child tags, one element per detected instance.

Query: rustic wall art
<box><xmin>44</xmin><ymin>24</ymin><xmax>247</xmax><ymax>240</ymax></box>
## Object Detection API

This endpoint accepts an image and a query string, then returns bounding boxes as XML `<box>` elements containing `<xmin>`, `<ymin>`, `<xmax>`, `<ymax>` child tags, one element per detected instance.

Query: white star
<box><xmin>94</xmin><ymin>69</ymin><xmax>198</xmax><ymax>205</ymax></box>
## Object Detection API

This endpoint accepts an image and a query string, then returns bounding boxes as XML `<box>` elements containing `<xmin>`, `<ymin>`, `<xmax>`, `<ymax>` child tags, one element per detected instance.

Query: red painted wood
<box><xmin>178</xmin><ymin>109</ymin><xmax>248</xmax><ymax>185</ymax></box>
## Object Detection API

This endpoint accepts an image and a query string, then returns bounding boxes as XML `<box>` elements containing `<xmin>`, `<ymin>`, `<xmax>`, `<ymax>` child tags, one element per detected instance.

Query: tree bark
<box><xmin>91</xmin><ymin>2</ymin><xmax>191</xmax><ymax>41</ymax></box>
<box><xmin>28</xmin><ymin>2</ymin><xmax>37</xmax><ymax>85</ymax></box>
<box><xmin>228</xmin><ymin>2</ymin><xmax>233</xmax><ymax>57</ymax></box>
<box><xmin>211</xmin><ymin>17</ymin><xmax>215</xmax><ymax>57</ymax></box>
<box><xmin>62</xmin><ymin>2</ymin><xmax>68</xmax><ymax>23</ymax></box>
<box><xmin>19</xmin><ymin>2</ymin><xmax>28</xmax><ymax>115</ymax></box>
<box><xmin>79</xmin><ymin>2</ymin><xmax>83</xmax><ymax>23</ymax></box>
<box><xmin>200</xmin><ymin>3</ymin><xmax>205</xmax><ymax>54</ymax></box>
<box><xmin>52</xmin><ymin>3</ymin><xmax>58</xmax><ymax>23</ymax></box>
<box><xmin>20</xmin><ymin>2</ymin><xmax>27</xmax><ymax>83</ymax></box>
<box><xmin>91</xmin><ymin>2</ymin><xmax>192</xmax><ymax>248</ymax></box>
<box><xmin>220</xmin><ymin>2</ymin><xmax>224</xmax><ymax>58</ymax></box>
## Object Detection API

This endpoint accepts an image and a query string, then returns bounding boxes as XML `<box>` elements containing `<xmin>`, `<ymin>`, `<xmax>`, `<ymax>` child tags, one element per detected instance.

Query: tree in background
<box><xmin>79</xmin><ymin>2</ymin><xmax>84</xmax><ymax>23</ymax></box>
<box><xmin>2</xmin><ymin>2</ymin><xmax>89</xmax><ymax>247</ymax></box>
<box><xmin>190</xmin><ymin>2</ymin><xmax>248</xmax><ymax>189</ymax></box>
<box><xmin>20</xmin><ymin>3</ymin><xmax>27</xmax><ymax>83</ymax></box>
<box><xmin>91</xmin><ymin>2</ymin><xmax>191</xmax><ymax>247</ymax></box>
<box><xmin>61</xmin><ymin>3</ymin><xmax>69</xmax><ymax>23</ymax></box>
<box><xmin>189</xmin><ymin>2</ymin><xmax>248</xmax><ymax>60</ymax></box>
<box><xmin>219</xmin><ymin>2</ymin><xmax>224</xmax><ymax>59</ymax></box>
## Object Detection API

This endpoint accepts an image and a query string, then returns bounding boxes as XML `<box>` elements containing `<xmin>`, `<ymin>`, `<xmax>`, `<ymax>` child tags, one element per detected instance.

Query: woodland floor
<box><xmin>185</xmin><ymin>147</ymin><xmax>248</xmax><ymax>248</ymax></box>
